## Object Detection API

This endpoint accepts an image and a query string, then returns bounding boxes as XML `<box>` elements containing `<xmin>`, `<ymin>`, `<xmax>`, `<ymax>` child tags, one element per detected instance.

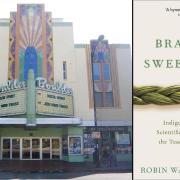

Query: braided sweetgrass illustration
<box><xmin>134</xmin><ymin>85</ymin><xmax>180</xmax><ymax>105</ymax></box>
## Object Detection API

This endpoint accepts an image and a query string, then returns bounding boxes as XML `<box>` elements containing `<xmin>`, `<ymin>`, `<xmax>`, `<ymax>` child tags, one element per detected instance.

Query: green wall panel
<box><xmin>0</xmin><ymin>127</ymin><xmax>63</xmax><ymax>137</ymax></box>
<box><xmin>68</xmin><ymin>155</ymin><xmax>84</xmax><ymax>162</ymax></box>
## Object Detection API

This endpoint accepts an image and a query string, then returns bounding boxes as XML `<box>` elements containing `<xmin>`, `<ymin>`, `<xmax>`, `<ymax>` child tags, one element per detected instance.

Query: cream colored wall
<box><xmin>0</xmin><ymin>25</ymin><xmax>9</xmax><ymax>84</ymax></box>
<box><xmin>53</xmin><ymin>24</ymin><xmax>94</xmax><ymax>121</ymax></box>
<box><xmin>74</xmin><ymin>47</ymin><xmax>95</xmax><ymax>121</ymax></box>
<box><xmin>96</xmin><ymin>45</ymin><xmax>132</xmax><ymax>123</ymax></box>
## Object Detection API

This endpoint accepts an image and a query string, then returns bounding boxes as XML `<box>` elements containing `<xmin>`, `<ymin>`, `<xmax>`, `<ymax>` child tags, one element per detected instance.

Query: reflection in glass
<box><xmin>69</xmin><ymin>137</ymin><xmax>82</xmax><ymax>155</ymax></box>
<box><xmin>52</xmin><ymin>139</ymin><xmax>60</xmax><ymax>159</ymax></box>
<box><xmin>105</xmin><ymin>92</ymin><xmax>113</xmax><ymax>107</ymax></box>
<box><xmin>42</xmin><ymin>139</ymin><xmax>50</xmax><ymax>159</ymax></box>
<box><xmin>22</xmin><ymin>139</ymin><xmax>30</xmax><ymax>159</ymax></box>
<box><xmin>93</xmin><ymin>64</ymin><xmax>100</xmax><ymax>80</ymax></box>
<box><xmin>32</xmin><ymin>139</ymin><xmax>40</xmax><ymax>159</ymax></box>
<box><xmin>3</xmin><ymin>139</ymin><xmax>10</xmax><ymax>149</ymax></box>
<box><xmin>103</xmin><ymin>64</ymin><xmax>111</xmax><ymax>80</ymax></box>
<box><xmin>2</xmin><ymin>139</ymin><xmax>10</xmax><ymax>159</ymax></box>
<box><xmin>12</xmin><ymin>138</ymin><xmax>20</xmax><ymax>159</ymax></box>
<box><xmin>95</xmin><ymin>92</ymin><xmax>103</xmax><ymax>107</ymax></box>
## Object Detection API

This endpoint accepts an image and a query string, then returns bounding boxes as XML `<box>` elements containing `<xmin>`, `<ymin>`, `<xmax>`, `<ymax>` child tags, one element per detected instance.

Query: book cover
<box><xmin>134</xmin><ymin>0</ymin><xmax>180</xmax><ymax>179</ymax></box>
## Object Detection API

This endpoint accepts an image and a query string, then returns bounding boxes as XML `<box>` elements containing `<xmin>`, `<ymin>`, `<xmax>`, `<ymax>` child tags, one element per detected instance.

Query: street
<box><xmin>0</xmin><ymin>172</ymin><xmax>132</xmax><ymax>179</ymax></box>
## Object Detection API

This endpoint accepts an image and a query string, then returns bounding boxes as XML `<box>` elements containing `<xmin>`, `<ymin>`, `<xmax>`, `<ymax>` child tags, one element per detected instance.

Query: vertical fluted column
<box><xmin>26</xmin><ymin>69</ymin><xmax>36</xmax><ymax>126</ymax></box>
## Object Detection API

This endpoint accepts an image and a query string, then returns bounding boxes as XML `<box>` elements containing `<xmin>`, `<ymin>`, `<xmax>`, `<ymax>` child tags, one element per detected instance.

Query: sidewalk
<box><xmin>0</xmin><ymin>160</ymin><xmax>132</xmax><ymax>173</ymax></box>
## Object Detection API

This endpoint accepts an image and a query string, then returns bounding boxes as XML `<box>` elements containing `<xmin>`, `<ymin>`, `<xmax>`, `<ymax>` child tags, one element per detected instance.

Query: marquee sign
<box><xmin>36</xmin><ymin>89</ymin><xmax>74</xmax><ymax>117</ymax></box>
<box><xmin>0</xmin><ymin>89</ymin><xmax>26</xmax><ymax>116</ymax></box>
<box><xmin>36</xmin><ymin>78</ymin><xmax>74</xmax><ymax>117</ymax></box>
<box><xmin>0</xmin><ymin>78</ymin><xmax>74</xmax><ymax>117</ymax></box>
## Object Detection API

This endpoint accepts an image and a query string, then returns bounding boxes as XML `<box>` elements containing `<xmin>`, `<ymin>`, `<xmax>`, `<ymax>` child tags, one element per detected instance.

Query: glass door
<box><xmin>2</xmin><ymin>138</ymin><xmax>11</xmax><ymax>159</ymax></box>
<box><xmin>1</xmin><ymin>137</ymin><xmax>61</xmax><ymax>160</ymax></box>
<box><xmin>22</xmin><ymin>139</ymin><xmax>31</xmax><ymax>159</ymax></box>
<box><xmin>42</xmin><ymin>138</ymin><xmax>50</xmax><ymax>159</ymax></box>
<box><xmin>32</xmin><ymin>138</ymin><xmax>40</xmax><ymax>159</ymax></box>
<box><xmin>12</xmin><ymin>138</ymin><xmax>20</xmax><ymax>159</ymax></box>
<box><xmin>52</xmin><ymin>138</ymin><xmax>60</xmax><ymax>159</ymax></box>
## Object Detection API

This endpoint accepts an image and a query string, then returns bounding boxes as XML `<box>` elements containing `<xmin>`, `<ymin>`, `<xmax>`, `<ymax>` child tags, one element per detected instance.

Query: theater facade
<box><xmin>0</xmin><ymin>4</ymin><xmax>132</xmax><ymax>162</ymax></box>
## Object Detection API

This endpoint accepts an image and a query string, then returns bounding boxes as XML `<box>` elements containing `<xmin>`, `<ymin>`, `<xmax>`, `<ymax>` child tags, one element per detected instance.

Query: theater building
<box><xmin>0</xmin><ymin>4</ymin><xmax>132</xmax><ymax>162</ymax></box>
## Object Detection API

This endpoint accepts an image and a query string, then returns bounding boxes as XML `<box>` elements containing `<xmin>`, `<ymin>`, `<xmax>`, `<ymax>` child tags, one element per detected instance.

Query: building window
<box><xmin>94</xmin><ymin>92</ymin><xmax>103</xmax><ymax>107</ymax></box>
<box><xmin>91</xmin><ymin>40</ymin><xmax>117</xmax><ymax>108</ymax></box>
<box><xmin>93</xmin><ymin>63</ymin><xmax>100</xmax><ymax>80</ymax></box>
<box><xmin>63</xmin><ymin>61</ymin><xmax>67</xmax><ymax>80</ymax></box>
<box><xmin>105</xmin><ymin>92</ymin><xmax>114</xmax><ymax>107</ymax></box>
<box><xmin>103</xmin><ymin>64</ymin><xmax>111</xmax><ymax>80</ymax></box>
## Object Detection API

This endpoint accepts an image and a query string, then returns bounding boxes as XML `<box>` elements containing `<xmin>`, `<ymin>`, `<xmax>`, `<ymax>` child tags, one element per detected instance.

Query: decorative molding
<box><xmin>110</xmin><ymin>45</ymin><xmax>120</xmax><ymax>107</ymax></box>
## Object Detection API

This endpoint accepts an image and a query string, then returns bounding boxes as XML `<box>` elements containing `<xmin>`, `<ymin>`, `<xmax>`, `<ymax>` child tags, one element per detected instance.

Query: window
<box><xmin>63</xmin><ymin>61</ymin><xmax>67</xmax><ymax>80</ymax></box>
<box><xmin>91</xmin><ymin>42</ymin><xmax>115</xmax><ymax>108</ymax></box>
<box><xmin>94</xmin><ymin>92</ymin><xmax>103</xmax><ymax>107</ymax></box>
<box><xmin>105</xmin><ymin>92</ymin><xmax>114</xmax><ymax>107</ymax></box>
<box><xmin>93</xmin><ymin>64</ymin><xmax>100</xmax><ymax>80</ymax></box>
<box><xmin>98</xmin><ymin>51</ymin><xmax>105</xmax><ymax>62</ymax></box>
<box><xmin>103</xmin><ymin>64</ymin><xmax>111</xmax><ymax>80</ymax></box>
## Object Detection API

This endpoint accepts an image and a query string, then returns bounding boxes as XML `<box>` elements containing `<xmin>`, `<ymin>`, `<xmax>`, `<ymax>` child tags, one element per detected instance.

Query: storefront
<box><xmin>83</xmin><ymin>126</ymin><xmax>132</xmax><ymax>162</ymax></box>
<box><xmin>0</xmin><ymin>126</ymin><xmax>84</xmax><ymax>162</ymax></box>
<box><xmin>0</xmin><ymin>71</ymin><xmax>84</xmax><ymax>162</ymax></box>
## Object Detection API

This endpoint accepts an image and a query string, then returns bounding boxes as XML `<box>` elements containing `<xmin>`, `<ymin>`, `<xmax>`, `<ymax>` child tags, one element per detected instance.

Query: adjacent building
<box><xmin>0</xmin><ymin>4</ymin><xmax>132</xmax><ymax>162</ymax></box>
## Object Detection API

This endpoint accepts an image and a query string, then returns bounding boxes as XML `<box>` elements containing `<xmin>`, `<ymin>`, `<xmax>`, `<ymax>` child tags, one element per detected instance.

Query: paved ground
<box><xmin>0</xmin><ymin>160</ymin><xmax>132</xmax><ymax>172</ymax></box>
<box><xmin>0</xmin><ymin>160</ymin><xmax>132</xmax><ymax>179</ymax></box>
<box><xmin>0</xmin><ymin>172</ymin><xmax>132</xmax><ymax>179</ymax></box>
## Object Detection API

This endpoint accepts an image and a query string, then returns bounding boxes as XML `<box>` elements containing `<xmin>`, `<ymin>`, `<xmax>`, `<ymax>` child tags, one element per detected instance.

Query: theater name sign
<box><xmin>0</xmin><ymin>78</ymin><xmax>74</xmax><ymax>117</ymax></box>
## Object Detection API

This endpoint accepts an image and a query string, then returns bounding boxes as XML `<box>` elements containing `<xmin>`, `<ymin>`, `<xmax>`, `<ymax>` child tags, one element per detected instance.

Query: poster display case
<box><xmin>68</xmin><ymin>136</ymin><xmax>82</xmax><ymax>155</ymax></box>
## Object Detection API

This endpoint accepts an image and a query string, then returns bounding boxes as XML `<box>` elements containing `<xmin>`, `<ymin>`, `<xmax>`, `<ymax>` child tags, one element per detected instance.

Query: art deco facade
<box><xmin>0</xmin><ymin>4</ymin><xmax>132</xmax><ymax>162</ymax></box>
